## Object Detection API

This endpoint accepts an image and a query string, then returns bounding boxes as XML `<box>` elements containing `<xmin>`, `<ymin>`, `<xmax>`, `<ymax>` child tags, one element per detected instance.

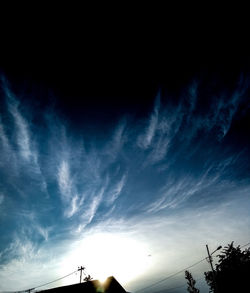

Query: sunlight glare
<box><xmin>60</xmin><ymin>232</ymin><xmax>151</xmax><ymax>286</ymax></box>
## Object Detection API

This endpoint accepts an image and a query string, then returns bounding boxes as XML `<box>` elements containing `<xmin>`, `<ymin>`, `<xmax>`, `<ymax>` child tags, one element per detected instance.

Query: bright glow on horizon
<box><xmin>98</xmin><ymin>276</ymin><xmax>108</xmax><ymax>284</ymax></box>
<box><xmin>60</xmin><ymin>232</ymin><xmax>152</xmax><ymax>286</ymax></box>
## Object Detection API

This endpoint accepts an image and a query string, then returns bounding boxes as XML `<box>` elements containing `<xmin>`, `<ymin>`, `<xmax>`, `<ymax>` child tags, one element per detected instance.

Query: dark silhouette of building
<box><xmin>37</xmin><ymin>276</ymin><xmax>127</xmax><ymax>293</ymax></box>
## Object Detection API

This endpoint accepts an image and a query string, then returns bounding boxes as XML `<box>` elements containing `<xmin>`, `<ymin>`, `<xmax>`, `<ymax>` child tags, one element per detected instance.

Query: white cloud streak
<box><xmin>91</xmin><ymin>192</ymin><xmax>250</xmax><ymax>292</ymax></box>
<box><xmin>66</xmin><ymin>194</ymin><xmax>80</xmax><ymax>218</ymax></box>
<box><xmin>87</xmin><ymin>190</ymin><xmax>104</xmax><ymax>223</ymax></box>
<box><xmin>136</xmin><ymin>79</ymin><xmax>248</xmax><ymax>168</ymax></box>
<box><xmin>57</xmin><ymin>160</ymin><xmax>83</xmax><ymax>218</ymax></box>
<box><xmin>78</xmin><ymin>187</ymin><xmax>106</xmax><ymax>231</ymax></box>
<box><xmin>0</xmin><ymin>120</ymin><xmax>10</xmax><ymax>153</ymax></box>
<box><xmin>106</xmin><ymin>119</ymin><xmax>127</xmax><ymax>160</ymax></box>
<box><xmin>108</xmin><ymin>174</ymin><xmax>127</xmax><ymax>205</ymax></box>
<box><xmin>146</xmin><ymin>151</ymin><xmax>247</xmax><ymax>213</ymax></box>
<box><xmin>0</xmin><ymin>234</ymin><xmax>68</xmax><ymax>292</ymax></box>
<box><xmin>35</xmin><ymin>225</ymin><xmax>50</xmax><ymax>242</ymax></box>
<box><xmin>137</xmin><ymin>93</ymin><xmax>160</xmax><ymax>149</ymax></box>
<box><xmin>0</xmin><ymin>193</ymin><xmax>4</xmax><ymax>205</ymax></box>
<box><xmin>58</xmin><ymin>160</ymin><xmax>72</xmax><ymax>200</ymax></box>
<box><xmin>6</xmin><ymin>94</ymin><xmax>33</xmax><ymax>162</ymax></box>
<box><xmin>0</xmin><ymin>74</ymin><xmax>249</xmax><ymax>292</ymax></box>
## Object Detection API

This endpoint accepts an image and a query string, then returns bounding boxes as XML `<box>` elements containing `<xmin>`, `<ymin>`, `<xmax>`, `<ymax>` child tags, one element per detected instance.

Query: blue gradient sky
<box><xmin>0</xmin><ymin>56</ymin><xmax>250</xmax><ymax>293</ymax></box>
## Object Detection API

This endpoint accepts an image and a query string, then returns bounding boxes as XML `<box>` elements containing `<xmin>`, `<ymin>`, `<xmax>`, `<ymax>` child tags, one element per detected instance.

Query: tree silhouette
<box><xmin>84</xmin><ymin>274</ymin><xmax>93</xmax><ymax>282</ymax></box>
<box><xmin>185</xmin><ymin>270</ymin><xmax>200</xmax><ymax>293</ymax></box>
<box><xmin>204</xmin><ymin>242</ymin><xmax>250</xmax><ymax>293</ymax></box>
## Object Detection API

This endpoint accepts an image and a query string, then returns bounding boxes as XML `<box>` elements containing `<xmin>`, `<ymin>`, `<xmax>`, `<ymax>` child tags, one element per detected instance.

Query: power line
<box><xmin>22</xmin><ymin>269</ymin><xmax>78</xmax><ymax>292</ymax></box>
<box><xmin>135</xmin><ymin>257</ymin><xmax>207</xmax><ymax>292</ymax></box>
<box><xmin>241</xmin><ymin>242</ymin><xmax>250</xmax><ymax>249</ymax></box>
<box><xmin>152</xmin><ymin>276</ymin><xmax>205</xmax><ymax>293</ymax></box>
<box><xmin>135</xmin><ymin>240</ymin><xmax>250</xmax><ymax>293</ymax></box>
<box><xmin>7</xmin><ymin>241</ymin><xmax>249</xmax><ymax>293</ymax></box>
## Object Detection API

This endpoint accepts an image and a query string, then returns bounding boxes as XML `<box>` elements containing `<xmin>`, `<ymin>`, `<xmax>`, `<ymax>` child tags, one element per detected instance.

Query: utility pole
<box><xmin>206</xmin><ymin>244</ymin><xmax>220</xmax><ymax>293</ymax></box>
<box><xmin>78</xmin><ymin>266</ymin><xmax>85</xmax><ymax>283</ymax></box>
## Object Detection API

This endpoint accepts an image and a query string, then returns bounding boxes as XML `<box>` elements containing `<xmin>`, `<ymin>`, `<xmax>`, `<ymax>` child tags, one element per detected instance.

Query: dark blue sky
<box><xmin>0</xmin><ymin>43</ymin><xmax>250</xmax><ymax>293</ymax></box>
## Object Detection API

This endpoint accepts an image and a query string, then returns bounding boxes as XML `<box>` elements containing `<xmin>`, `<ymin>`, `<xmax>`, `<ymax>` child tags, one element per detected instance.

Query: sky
<box><xmin>0</xmin><ymin>48</ymin><xmax>250</xmax><ymax>293</ymax></box>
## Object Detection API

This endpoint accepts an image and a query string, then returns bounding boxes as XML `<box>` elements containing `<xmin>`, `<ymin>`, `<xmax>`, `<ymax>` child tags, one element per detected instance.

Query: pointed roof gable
<box><xmin>37</xmin><ymin>276</ymin><xmax>127</xmax><ymax>293</ymax></box>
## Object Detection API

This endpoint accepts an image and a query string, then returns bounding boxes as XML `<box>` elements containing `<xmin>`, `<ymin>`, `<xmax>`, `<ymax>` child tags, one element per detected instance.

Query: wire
<box><xmin>135</xmin><ymin>241</ymin><xmax>250</xmax><ymax>293</ymax></box>
<box><xmin>151</xmin><ymin>276</ymin><xmax>205</xmax><ymax>293</ymax></box>
<box><xmin>23</xmin><ymin>269</ymin><xmax>78</xmax><ymax>292</ymax></box>
<box><xmin>152</xmin><ymin>282</ymin><xmax>187</xmax><ymax>293</ymax></box>
<box><xmin>134</xmin><ymin>257</ymin><xmax>207</xmax><ymax>292</ymax></box>
<box><xmin>241</xmin><ymin>242</ymin><xmax>250</xmax><ymax>249</ymax></box>
<box><xmin>9</xmin><ymin>242</ymin><xmax>249</xmax><ymax>293</ymax></box>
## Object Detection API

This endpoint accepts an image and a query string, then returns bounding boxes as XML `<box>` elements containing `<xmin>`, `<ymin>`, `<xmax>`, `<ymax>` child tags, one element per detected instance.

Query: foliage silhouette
<box><xmin>84</xmin><ymin>274</ymin><xmax>93</xmax><ymax>282</ymax></box>
<box><xmin>185</xmin><ymin>270</ymin><xmax>200</xmax><ymax>293</ymax></box>
<box><xmin>204</xmin><ymin>242</ymin><xmax>250</xmax><ymax>293</ymax></box>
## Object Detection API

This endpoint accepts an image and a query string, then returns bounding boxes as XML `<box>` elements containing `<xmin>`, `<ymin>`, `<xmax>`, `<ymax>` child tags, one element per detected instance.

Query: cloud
<box><xmin>91</xmin><ymin>192</ymin><xmax>250</xmax><ymax>292</ymax></box>
<box><xmin>0</xmin><ymin>234</ymin><xmax>69</xmax><ymax>291</ymax></box>
<box><xmin>137</xmin><ymin>92</ymin><xmax>160</xmax><ymax>149</ymax></box>
<box><xmin>84</xmin><ymin>146</ymin><xmax>102</xmax><ymax>181</ymax></box>
<box><xmin>4</xmin><ymin>89</ymin><xmax>33</xmax><ymax>162</ymax></box>
<box><xmin>0</xmin><ymin>78</ymin><xmax>49</xmax><ymax>199</ymax></box>
<box><xmin>0</xmin><ymin>120</ymin><xmax>10</xmax><ymax>153</ymax></box>
<box><xmin>0</xmin><ymin>73</ymin><xmax>249</xmax><ymax>292</ymax></box>
<box><xmin>147</xmin><ymin>135</ymin><xmax>170</xmax><ymax>164</ymax></box>
<box><xmin>35</xmin><ymin>225</ymin><xmax>50</xmax><ymax>242</ymax></box>
<box><xmin>145</xmin><ymin>151</ymin><xmax>249</xmax><ymax>214</ymax></box>
<box><xmin>145</xmin><ymin>177</ymin><xmax>198</xmax><ymax>213</ymax></box>
<box><xmin>78</xmin><ymin>187</ymin><xmax>105</xmax><ymax>230</ymax></box>
<box><xmin>15</xmin><ymin>210</ymin><xmax>52</xmax><ymax>242</ymax></box>
<box><xmin>66</xmin><ymin>194</ymin><xmax>80</xmax><ymax>218</ymax></box>
<box><xmin>1</xmin><ymin>190</ymin><xmax>249</xmax><ymax>292</ymax></box>
<box><xmin>0</xmin><ymin>114</ymin><xmax>18</xmax><ymax>174</ymax></box>
<box><xmin>105</xmin><ymin>119</ymin><xmax>127</xmax><ymax>160</ymax></box>
<box><xmin>107</xmin><ymin>174</ymin><xmax>127</xmax><ymax>205</ymax></box>
<box><xmin>87</xmin><ymin>190</ymin><xmax>104</xmax><ymax>223</ymax></box>
<box><xmin>58</xmin><ymin>160</ymin><xmax>72</xmax><ymax>200</ymax></box>
<box><xmin>0</xmin><ymin>233</ymin><xmax>38</xmax><ymax>266</ymax></box>
<box><xmin>0</xmin><ymin>193</ymin><xmax>4</xmax><ymax>205</ymax></box>
<box><xmin>57</xmin><ymin>160</ymin><xmax>84</xmax><ymax>218</ymax></box>
<box><xmin>188</xmin><ymin>77</ymin><xmax>248</xmax><ymax>142</ymax></box>
<box><xmin>137</xmin><ymin>94</ymin><xmax>185</xmax><ymax>166</ymax></box>
<box><xmin>136</xmin><ymin>78</ymin><xmax>249</xmax><ymax>169</ymax></box>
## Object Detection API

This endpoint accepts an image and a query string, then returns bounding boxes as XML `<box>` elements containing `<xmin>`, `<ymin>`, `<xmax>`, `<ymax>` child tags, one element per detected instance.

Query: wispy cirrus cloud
<box><xmin>135</xmin><ymin>77</ymin><xmax>249</xmax><ymax>169</ymax></box>
<box><xmin>57</xmin><ymin>159</ymin><xmax>83</xmax><ymax>218</ymax></box>
<box><xmin>67</xmin><ymin>194</ymin><xmax>80</xmax><ymax>218</ymax></box>
<box><xmin>3</xmin><ymin>83</ymin><xmax>34</xmax><ymax>162</ymax></box>
<box><xmin>58</xmin><ymin>160</ymin><xmax>72</xmax><ymax>200</ymax></box>
<box><xmin>137</xmin><ymin>91</ymin><xmax>187</xmax><ymax>166</ymax></box>
<box><xmin>105</xmin><ymin>119</ymin><xmax>127</xmax><ymax>160</ymax></box>
<box><xmin>0</xmin><ymin>233</ymin><xmax>68</xmax><ymax>291</ymax></box>
<box><xmin>145</xmin><ymin>175</ymin><xmax>201</xmax><ymax>213</ymax></box>
<box><xmin>107</xmin><ymin>173</ymin><xmax>127</xmax><ymax>205</ymax></box>
<box><xmin>0</xmin><ymin>193</ymin><xmax>4</xmax><ymax>205</ymax></box>
<box><xmin>35</xmin><ymin>225</ymin><xmax>51</xmax><ymax>242</ymax></box>
<box><xmin>137</xmin><ymin>92</ymin><xmax>160</xmax><ymax>149</ymax></box>
<box><xmin>202</xmin><ymin>75</ymin><xmax>248</xmax><ymax>141</ymax></box>
<box><xmin>83</xmin><ymin>190</ymin><xmax>250</xmax><ymax>292</ymax></box>
<box><xmin>0</xmin><ymin>77</ymin><xmax>49</xmax><ymax>199</ymax></box>
<box><xmin>145</xmin><ymin>151</ymin><xmax>249</xmax><ymax>214</ymax></box>
<box><xmin>0</xmin><ymin>120</ymin><xmax>11</xmax><ymax>153</ymax></box>
<box><xmin>87</xmin><ymin>188</ymin><xmax>105</xmax><ymax>223</ymax></box>
<box><xmin>16</xmin><ymin>209</ymin><xmax>52</xmax><ymax>242</ymax></box>
<box><xmin>1</xmin><ymin>72</ymin><xmax>250</xmax><ymax>292</ymax></box>
<box><xmin>75</xmin><ymin>186</ymin><xmax>106</xmax><ymax>233</ymax></box>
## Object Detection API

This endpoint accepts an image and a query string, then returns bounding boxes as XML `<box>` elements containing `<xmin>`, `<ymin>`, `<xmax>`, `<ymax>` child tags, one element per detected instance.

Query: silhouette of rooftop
<box><xmin>37</xmin><ymin>276</ymin><xmax>127</xmax><ymax>293</ymax></box>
